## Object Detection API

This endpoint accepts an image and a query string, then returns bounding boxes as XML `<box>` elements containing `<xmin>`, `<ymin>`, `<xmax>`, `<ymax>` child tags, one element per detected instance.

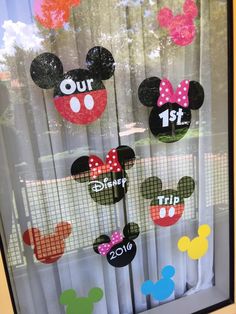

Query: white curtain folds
<box><xmin>0</xmin><ymin>0</ymin><xmax>229</xmax><ymax>313</ymax></box>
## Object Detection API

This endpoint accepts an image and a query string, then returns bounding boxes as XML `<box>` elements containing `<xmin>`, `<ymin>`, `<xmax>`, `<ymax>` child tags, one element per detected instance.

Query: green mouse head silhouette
<box><xmin>60</xmin><ymin>288</ymin><xmax>103</xmax><ymax>314</ymax></box>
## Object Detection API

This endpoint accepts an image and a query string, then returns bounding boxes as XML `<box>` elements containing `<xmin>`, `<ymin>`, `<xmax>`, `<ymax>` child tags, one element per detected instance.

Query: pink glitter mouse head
<box><xmin>157</xmin><ymin>0</ymin><xmax>198</xmax><ymax>46</ymax></box>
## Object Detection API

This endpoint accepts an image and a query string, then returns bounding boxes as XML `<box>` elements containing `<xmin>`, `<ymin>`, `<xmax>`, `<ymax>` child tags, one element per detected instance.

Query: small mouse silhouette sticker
<box><xmin>157</xmin><ymin>0</ymin><xmax>198</xmax><ymax>46</ymax></box>
<box><xmin>60</xmin><ymin>288</ymin><xmax>103</xmax><ymax>314</ymax></box>
<box><xmin>23</xmin><ymin>222</ymin><xmax>72</xmax><ymax>264</ymax></box>
<box><xmin>178</xmin><ymin>224</ymin><xmax>211</xmax><ymax>259</ymax></box>
<box><xmin>93</xmin><ymin>223</ymin><xmax>140</xmax><ymax>267</ymax></box>
<box><xmin>71</xmin><ymin>146</ymin><xmax>135</xmax><ymax>205</ymax></box>
<box><xmin>141</xmin><ymin>266</ymin><xmax>175</xmax><ymax>301</ymax></box>
<box><xmin>138</xmin><ymin>77</ymin><xmax>204</xmax><ymax>143</ymax></box>
<box><xmin>140</xmin><ymin>176</ymin><xmax>195</xmax><ymax>227</ymax></box>
<box><xmin>34</xmin><ymin>0</ymin><xmax>81</xmax><ymax>29</ymax></box>
<box><xmin>30</xmin><ymin>46</ymin><xmax>115</xmax><ymax>125</ymax></box>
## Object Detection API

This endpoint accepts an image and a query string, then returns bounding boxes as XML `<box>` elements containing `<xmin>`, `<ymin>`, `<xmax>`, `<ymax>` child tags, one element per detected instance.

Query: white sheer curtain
<box><xmin>0</xmin><ymin>0</ymin><xmax>229</xmax><ymax>313</ymax></box>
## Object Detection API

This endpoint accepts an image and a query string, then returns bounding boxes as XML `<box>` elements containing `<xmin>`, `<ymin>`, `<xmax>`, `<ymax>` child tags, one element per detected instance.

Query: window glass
<box><xmin>0</xmin><ymin>0</ymin><xmax>232</xmax><ymax>313</ymax></box>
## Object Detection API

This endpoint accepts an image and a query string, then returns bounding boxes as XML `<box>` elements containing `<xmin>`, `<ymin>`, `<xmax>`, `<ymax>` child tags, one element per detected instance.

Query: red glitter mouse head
<box><xmin>34</xmin><ymin>0</ymin><xmax>81</xmax><ymax>29</ymax></box>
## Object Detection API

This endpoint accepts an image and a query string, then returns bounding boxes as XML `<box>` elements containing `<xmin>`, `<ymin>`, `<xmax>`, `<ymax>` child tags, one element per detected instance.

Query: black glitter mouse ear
<box><xmin>30</xmin><ymin>53</ymin><xmax>64</xmax><ymax>89</ymax></box>
<box><xmin>71</xmin><ymin>156</ymin><xmax>91</xmax><ymax>183</ymax></box>
<box><xmin>140</xmin><ymin>177</ymin><xmax>162</xmax><ymax>199</ymax></box>
<box><xmin>123</xmin><ymin>223</ymin><xmax>140</xmax><ymax>240</ymax></box>
<box><xmin>86</xmin><ymin>46</ymin><xmax>115</xmax><ymax>80</ymax></box>
<box><xmin>188</xmin><ymin>81</ymin><xmax>204</xmax><ymax>110</ymax></box>
<box><xmin>138</xmin><ymin>77</ymin><xmax>161</xmax><ymax>107</ymax></box>
<box><xmin>116</xmin><ymin>146</ymin><xmax>136</xmax><ymax>170</ymax></box>
<box><xmin>93</xmin><ymin>235</ymin><xmax>111</xmax><ymax>254</ymax></box>
<box><xmin>177</xmin><ymin>176</ymin><xmax>195</xmax><ymax>199</ymax></box>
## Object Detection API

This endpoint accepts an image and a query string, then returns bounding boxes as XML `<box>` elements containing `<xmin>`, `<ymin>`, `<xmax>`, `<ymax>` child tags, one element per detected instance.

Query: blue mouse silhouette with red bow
<box><xmin>141</xmin><ymin>266</ymin><xmax>175</xmax><ymax>301</ymax></box>
<box><xmin>138</xmin><ymin>77</ymin><xmax>204</xmax><ymax>143</ymax></box>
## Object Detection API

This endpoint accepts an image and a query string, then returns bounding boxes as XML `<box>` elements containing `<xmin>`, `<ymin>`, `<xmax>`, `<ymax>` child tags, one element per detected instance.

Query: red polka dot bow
<box><xmin>98</xmin><ymin>232</ymin><xmax>123</xmax><ymax>256</ymax></box>
<box><xmin>89</xmin><ymin>149</ymin><xmax>122</xmax><ymax>179</ymax></box>
<box><xmin>157</xmin><ymin>79</ymin><xmax>190</xmax><ymax>108</ymax></box>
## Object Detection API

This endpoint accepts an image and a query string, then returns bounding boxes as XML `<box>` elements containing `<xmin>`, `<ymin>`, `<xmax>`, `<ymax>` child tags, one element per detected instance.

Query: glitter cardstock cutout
<box><xmin>178</xmin><ymin>224</ymin><xmax>211</xmax><ymax>260</ymax></box>
<box><xmin>140</xmin><ymin>176</ymin><xmax>195</xmax><ymax>227</ymax></box>
<box><xmin>71</xmin><ymin>146</ymin><xmax>135</xmax><ymax>205</ymax></box>
<box><xmin>60</xmin><ymin>288</ymin><xmax>103</xmax><ymax>314</ymax></box>
<box><xmin>93</xmin><ymin>223</ymin><xmax>140</xmax><ymax>268</ymax></box>
<box><xmin>34</xmin><ymin>0</ymin><xmax>81</xmax><ymax>29</ymax></box>
<box><xmin>138</xmin><ymin>77</ymin><xmax>204</xmax><ymax>143</ymax></box>
<box><xmin>23</xmin><ymin>222</ymin><xmax>72</xmax><ymax>264</ymax></box>
<box><xmin>157</xmin><ymin>0</ymin><xmax>198</xmax><ymax>46</ymax></box>
<box><xmin>30</xmin><ymin>46</ymin><xmax>115</xmax><ymax>125</ymax></box>
<box><xmin>141</xmin><ymin>266</ymin><xmax>175</xmax><ymax>301</ymax></box>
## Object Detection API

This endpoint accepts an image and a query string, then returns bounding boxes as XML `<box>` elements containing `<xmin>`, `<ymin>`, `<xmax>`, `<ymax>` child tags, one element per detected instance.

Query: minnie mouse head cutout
<box><xmin>93</xmin><ymin>223</ymin><xmax>140</xmax><ymax>267</ymax></box>
<box><xmin>157</xmin><ymin>0</ymin><xmax>198</xmax><ymax>46</ymax></box>
<box><xmin>138</xmin><ymin>77</ymin><xmax>204</xmax><ymax>143</ymax></box>
<box><xmin>30</xmin><ymin>46</ymin><xmax>115</xmax><ymax>125</ymax></box>
<box><xmin>71</xmin><ymin>146</ymin><xmax>135</xmax><ymax>205</ymax></box>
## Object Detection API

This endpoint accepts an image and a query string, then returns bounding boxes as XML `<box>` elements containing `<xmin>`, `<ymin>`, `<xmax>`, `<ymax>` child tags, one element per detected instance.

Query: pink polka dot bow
<box><xmin>89</xmin><ymin>149</ymin><xmax>122</xmax><ymax>179</ymax></box>
<box><xmin>157</xmin><ymin>79</ymin><xmax>190</xmax><ymax>108</ymax></box>
<box><xmin>98</xmin><ymin>232</ymin><xmax>123</xmax><ymax>256</ymax></box>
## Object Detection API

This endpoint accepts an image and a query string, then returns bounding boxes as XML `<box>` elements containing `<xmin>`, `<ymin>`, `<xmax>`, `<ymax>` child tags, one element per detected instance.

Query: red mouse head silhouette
<box><xmin>23</xmin><ymin>222</ymin><xmax>72</xmax><ymax>264</ymax></box>
<box><xmin>34</xmin><ymin>0</ymin><xmax>81</xmax><ymax>29</ymax></box>
<box><xmin>157</xmin><ymin>0</ymin><xmax>198</xmax><ymax>46</ymax></box>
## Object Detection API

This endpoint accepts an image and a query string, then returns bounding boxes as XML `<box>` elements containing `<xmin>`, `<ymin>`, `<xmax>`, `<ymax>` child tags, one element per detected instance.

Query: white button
<box><xmin>70</xmin><ymin>97</ymin><xmax>81</xmax><ymax>113</ymax></box>
<box><xmin>168</xmin><ymin>207</ymin><xmax>175</xmax><ymax>217</ymax></box>
<box><xmin>159</xmin><ymin>207</ymin><xmax>166</xmax><ymax>218</ymax></box>
<box><xmin>84</xmin><ymin>94</ymin><xmax>94</xmax><ymax>110</ymax></box>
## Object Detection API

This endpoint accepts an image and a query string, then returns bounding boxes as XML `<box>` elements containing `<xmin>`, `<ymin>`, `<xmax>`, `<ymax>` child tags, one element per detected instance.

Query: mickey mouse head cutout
<box><xmin>30</xmin><ymin>46</ymin><xmax>115</xmax><ymax>125</ymax></box>
<box><xmin>34</xmin><ymin>0</ymin><xmax>81</xmax><ymax>29</ymax></box>
<box><xmin>157</xmin><ymin>0</ymin><xmax>198</xmax><ymax>46</ymax></box>
<box><xmin>23</xmin><ymin>222</ymin><xmax>72</xmax><ymax>264</ymax></box>
<box><xmin>60</xmin><ymin>288</ymin><xmax>103</xmax><ymax>314</ymax></box>
<box><xmin>93</xmin><ymin>223</ymin><xmax>140</xmax><ymax>268</ymax></box>
<box><xmin>140</xmin><ymin>176</ymin><xmax>195</xmax><ymax>227</ymax></box>
<box><xmin>141</xmin><ymin>265</ymin><xmax>175</xmax><ymax>301</ymax></box>
<box><xmin>71</xmin><ymin>146</ymin><xmax>135</xmax><ymax>205</ymax></box>
<box><xmin>138</xmin><ymin>77</ymin><xmax>204</xmax><ymax>143</ymax></box>
<box><xmin>178</xmin><ymin>224</ymin><xmax>211</xmax><ymax>259</ymax></box>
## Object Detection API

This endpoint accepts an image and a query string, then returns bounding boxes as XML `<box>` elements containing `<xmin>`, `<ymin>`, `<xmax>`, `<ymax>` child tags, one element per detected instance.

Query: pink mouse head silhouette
<box><xmin>157</xmin><ymin>0</ymin><xmax>198</xmax><ymax>46</ymax></box>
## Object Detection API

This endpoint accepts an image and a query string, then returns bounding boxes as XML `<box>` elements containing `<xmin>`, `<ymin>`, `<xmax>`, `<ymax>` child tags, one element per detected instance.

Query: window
<box><xmin>0</xmin><ymin>0</ymin><xmax>233</xmax><ymax>313</ymax></box>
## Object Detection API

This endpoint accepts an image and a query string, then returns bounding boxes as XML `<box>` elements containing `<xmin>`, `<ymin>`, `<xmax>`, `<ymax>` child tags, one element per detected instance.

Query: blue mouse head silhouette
<box><xmin>60</xmin><ymin>288</ymin><xmax>103</xmax><ymax>314</ymax></box>
<box><xmin>141</xmin><ymin>265</ymin><xmax>175</xmax><ymax>301</ymax></box>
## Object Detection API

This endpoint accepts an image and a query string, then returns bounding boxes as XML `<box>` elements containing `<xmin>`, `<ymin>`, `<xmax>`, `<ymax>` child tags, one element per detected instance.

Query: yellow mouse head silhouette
<box><xmin>178</xmin><ymin>224</ymin><xmax>211</xmax><ymax>260</ymax></box>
